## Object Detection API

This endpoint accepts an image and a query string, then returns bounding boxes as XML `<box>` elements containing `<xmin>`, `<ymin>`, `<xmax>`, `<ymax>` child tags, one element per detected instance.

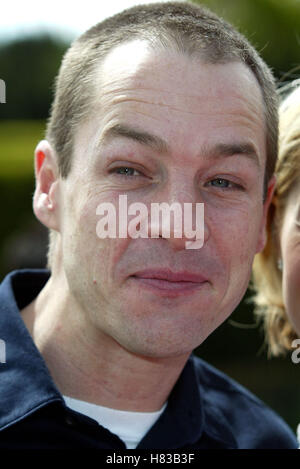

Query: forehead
<box><xmin>96</xmin><ymin>39</ymin><xmax>264</xmax><ymax>109</ymax></box>
<box><xmin>81</xmin><ymin>40</ymin><xmax>266</xmax><ymax>165</ymax></box>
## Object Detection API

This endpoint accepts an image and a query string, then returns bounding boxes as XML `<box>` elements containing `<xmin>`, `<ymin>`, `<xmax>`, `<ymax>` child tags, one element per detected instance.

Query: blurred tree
<box><xmin>0</xmin><ymin>35</ymin><xmax>68</xmax><ymax>119</ymax></box>
<box><xmin>192</xmin><ymin>0</ymin><xmax>300</xmax><ymax>81</ymax></box>
<box><xmin>0</xmin><ymin>0</ymin><xmax>299</xmax><ymax>122</ymax></box>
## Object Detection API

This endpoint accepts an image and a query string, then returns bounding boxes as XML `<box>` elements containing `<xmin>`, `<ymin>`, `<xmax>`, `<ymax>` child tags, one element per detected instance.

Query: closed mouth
<box><xmin>130</xmin><ymin>269</ymin><xmax>208</xmax><ymax>296</ymax></box>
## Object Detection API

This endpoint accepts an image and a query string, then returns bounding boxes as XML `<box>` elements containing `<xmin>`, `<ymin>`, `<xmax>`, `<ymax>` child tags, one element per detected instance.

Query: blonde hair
<box><xmin>252</xmin><ymin>81</ymin><xmax>300</xmax><ymax>356</ymax></box>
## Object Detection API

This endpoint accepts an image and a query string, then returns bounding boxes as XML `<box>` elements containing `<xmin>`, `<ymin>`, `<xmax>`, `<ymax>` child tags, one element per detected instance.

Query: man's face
<box><xmin>56</xmin><ymin>40</ymin><xmax>272</xmax><ymax>358</ymax></box>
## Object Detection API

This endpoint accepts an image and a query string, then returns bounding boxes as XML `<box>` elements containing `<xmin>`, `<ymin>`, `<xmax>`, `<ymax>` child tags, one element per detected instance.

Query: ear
<box><xmin>255</xmin><ymin>174</ymin><xmax>276</xmax><ymax>253</ymax></box>
<box><xmin>33</xmin><ymin>140</ymin><xmax>60</xmax><ymax>231</ymax></box>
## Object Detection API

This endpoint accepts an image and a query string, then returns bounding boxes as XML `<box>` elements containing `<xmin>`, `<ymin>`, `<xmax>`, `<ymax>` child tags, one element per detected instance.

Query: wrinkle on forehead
<box><xmin>95</xmin><ymin>46</ymin><xmax>264</xmax><ymax>120</ymax></box>
<box><xmin>97</xmin><ymin>39</ymin><xmax>262</xmax><ymax>95</ymax></box>
<box><xmin>96</xmin><ymin>78</ymin><xmax>263</xmax><ymax>123</ymax></box>
<box><xmin>88</xmin><ymin>40</ymin><xmax>266</xmax><ymax>162</ymax></box>
<box><xmin>95</xmin><ymin>91</ymin><xmax>264</xmax><ymax>144</ymax></box>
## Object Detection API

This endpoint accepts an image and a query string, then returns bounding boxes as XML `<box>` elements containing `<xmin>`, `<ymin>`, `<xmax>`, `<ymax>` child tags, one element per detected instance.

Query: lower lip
<box><xmin>131</xmin><ymin>276</ymin><xmax>207</xmax><ymax>297</ymax></box>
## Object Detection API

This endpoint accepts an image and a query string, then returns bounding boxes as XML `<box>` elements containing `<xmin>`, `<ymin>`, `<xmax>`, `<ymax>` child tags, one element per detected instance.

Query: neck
<box><xmin>21</xmin><ymin>272</ymin><xmax>189</xmax><ymax>412</ymax></box>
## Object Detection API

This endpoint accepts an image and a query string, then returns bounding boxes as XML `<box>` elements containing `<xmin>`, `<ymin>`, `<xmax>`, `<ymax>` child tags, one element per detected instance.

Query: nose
<box><xmin>147</xmin><ymin>178</ymin><xmax>210</xmax><ymax>252</ymax></box>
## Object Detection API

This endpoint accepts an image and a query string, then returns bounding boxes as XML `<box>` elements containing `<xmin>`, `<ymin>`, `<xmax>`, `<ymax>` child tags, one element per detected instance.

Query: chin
<box><xmin>113</xmin><ymin>325</ymin><xmax>210</xmax><ymax>360</ymax></box>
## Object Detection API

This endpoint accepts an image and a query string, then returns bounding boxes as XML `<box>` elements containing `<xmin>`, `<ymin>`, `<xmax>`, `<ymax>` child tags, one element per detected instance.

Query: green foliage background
<box><xmin>0</xmin><ymin>0</ymin><xmax>300</xmax><ymax>433</ymax></box>
<box><xmin>194</xmin><ymin>0</ymin><xmax>300</xmax><ymax>82</ymax></box>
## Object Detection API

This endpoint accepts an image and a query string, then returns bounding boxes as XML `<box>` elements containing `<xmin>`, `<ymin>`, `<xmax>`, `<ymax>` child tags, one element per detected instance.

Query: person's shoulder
<box><xmin>0</xmin><ymin>269</ymin><xmax>50</xmax><ymax>289</ymax></box>
<box><xmin>191</xmin><ymin>354</ymin><xmax>282</xmax><ymax>416</ymax></box>
<box><xmin>0</xmin><ymin>269</ymin><xmax>51</xmax><ymax>312</ymax></box>
<box><xmin>192</xmin><ymin>354</ymin><xmax>262</xmax><ymax>403</ymax></box>
<box><xmin>191</xmin><ymin>355</ymin><xmax>298</xmax><ymax>448</ymax></box>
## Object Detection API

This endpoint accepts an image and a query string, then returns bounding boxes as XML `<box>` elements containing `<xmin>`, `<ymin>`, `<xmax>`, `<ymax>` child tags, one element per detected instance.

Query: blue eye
<box><xmin>113</xmin><ymin>167</ymin><xmax>141</xmax><ymax>176</ymax></box>
<box><xmin>207</xmin><ymin>178</ymin><xmax>245</xmax><ymax>191</ymax></box>
<box><xmin>210</xmin><ymin>178</ymin><xmax>231</xmax><ymax>188</ymax></box>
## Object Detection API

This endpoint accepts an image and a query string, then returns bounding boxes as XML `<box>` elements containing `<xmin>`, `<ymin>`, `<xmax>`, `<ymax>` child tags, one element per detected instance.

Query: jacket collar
<box><xmin>138</xmin><ymin>355</ymin><xmax>237</xmax><ymax>449</ymax></box>
<box><xmin>0</xmin><ymin>270</ymin><xmax>62</xmax><ymax>431</ymax></box>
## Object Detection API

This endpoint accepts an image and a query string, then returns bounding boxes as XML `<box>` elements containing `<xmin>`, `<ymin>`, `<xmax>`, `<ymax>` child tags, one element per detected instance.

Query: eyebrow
<box><xmin>99</xmin><ymin>123</ymin><xmax>169</xmax><ymax>153</ymax></box>
<box><xmin>99</xmin><ymin>123</ymin><xmax>260</xmax><ymax>166</ymax></box>
<box><xmin>210</xmin><ymin>143</ymin><xmax>260</xmax><ymax>167</ymax></box>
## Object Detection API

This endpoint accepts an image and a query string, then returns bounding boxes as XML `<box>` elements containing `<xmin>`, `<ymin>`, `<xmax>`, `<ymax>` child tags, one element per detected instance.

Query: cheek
<box><xmin>211</xmin><ymin>206</ymin><xmax>256</xmax><ymax>264</ymax></box>
<box><xmin>76</xmin><ymin>198</ymin><xmax>133</xmax><ymax>283</ymax></box>
<box><xmin>286</xmin><ymin>251</ymin><xmax>300</xmax><ymax>287</ymax></box>
<box><xmin>211</xmin><ymin>207</ymin><xmax>259</xmax><ymax>305</ymax></box>
<box><xmin>283</xmin><ymin>252</ymin><xmax>300</xmax><ymax>334</ymax></box>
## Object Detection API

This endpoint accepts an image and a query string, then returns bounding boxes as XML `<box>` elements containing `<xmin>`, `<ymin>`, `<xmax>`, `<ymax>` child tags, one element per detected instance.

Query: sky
<box><xmin>0</xmin><ymin>0</ymin><xmax>176</xmax><ymax>42</ymax></box>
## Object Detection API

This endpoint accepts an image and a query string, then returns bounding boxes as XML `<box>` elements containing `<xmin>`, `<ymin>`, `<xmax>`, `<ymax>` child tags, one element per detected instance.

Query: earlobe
<box><xmin>33</xmin><ymin>140</ymin><xmax>60</xmax><ymax>231</ymax></box>
<box><xmin>35</xmin><ymin>193</ymin><xmax>54</xmax><ymax>212</ymax></box>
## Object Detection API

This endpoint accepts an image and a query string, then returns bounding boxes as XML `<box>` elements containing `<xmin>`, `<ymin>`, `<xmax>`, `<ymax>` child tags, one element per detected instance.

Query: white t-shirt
<box><xmin>63</xmin><ymin>395</ymin><xmax>167</xmax><ymax>449</ymax></box>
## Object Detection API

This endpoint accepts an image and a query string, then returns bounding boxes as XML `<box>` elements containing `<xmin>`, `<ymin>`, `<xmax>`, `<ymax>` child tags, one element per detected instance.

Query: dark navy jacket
<box><xmin>0</xmin><ymin>270</ymin><xmax>297</xmax><ymax>449</ymax></box>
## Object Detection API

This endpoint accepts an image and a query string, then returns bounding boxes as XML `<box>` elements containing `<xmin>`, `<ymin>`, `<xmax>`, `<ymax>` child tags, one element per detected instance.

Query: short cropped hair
<box><xmin>45</xmin><ymin>1</ymin><xmax>278</xmax><ymax>268</ymax></box>
<box><xmin>252</xmin><ymin>82</ymin><xmax>300</xmax><ymax>356</ymax></box>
